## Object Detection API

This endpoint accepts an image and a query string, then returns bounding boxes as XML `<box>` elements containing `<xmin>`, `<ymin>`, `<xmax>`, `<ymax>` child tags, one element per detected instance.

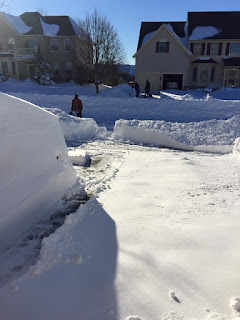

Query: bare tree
<box><xmin>77</xmin><ymin>9</ymin><xmax>125</xmax><ymax>93</ymax></box>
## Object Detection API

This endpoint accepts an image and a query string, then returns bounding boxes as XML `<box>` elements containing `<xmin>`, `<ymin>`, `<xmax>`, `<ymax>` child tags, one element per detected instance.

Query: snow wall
<box><xmin>0</xmin><ymin>93</ymin><xmax>77</xmax><ymax>251</ymax></box>
<box><xmin>45</xmin><ymin>108</ymin><xmax>107</xmax><ymax>142</ymax></box>
<box><xmin>114</xmin><ymin>120</ymin><xmax>233</xmax><ymax>154</ymax></box>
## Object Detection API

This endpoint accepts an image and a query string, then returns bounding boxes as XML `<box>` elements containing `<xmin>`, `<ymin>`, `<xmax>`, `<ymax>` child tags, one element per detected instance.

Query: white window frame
<box><xmin>64</xmin><ymin>39</ymin><xmax>72</xmax><ymax>52</ymax></box>
<box><xmin>229</xmin><ymin>43</ymin><xmax>240</xmax><ymax>55</ymax></box>
<box><xmin>51</xmin><ymin>39</ymin><xmax>59</xmax><ymax>52</ymax></box>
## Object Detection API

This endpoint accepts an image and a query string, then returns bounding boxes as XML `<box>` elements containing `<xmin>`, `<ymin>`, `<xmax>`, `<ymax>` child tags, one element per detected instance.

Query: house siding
<box><xmin>135</xmin><ymin>27</ymin><xmax>190</xmax><ymax>92</ymax></box>
<box><xmin>135</xmin><ymin>13</ymin><xmax>240</xmax><ymax>89</ymax></box>
<box><xmin>0</xmin><ymin>13</ymin><xmax>82</xmax><ymax>81</ymax></box>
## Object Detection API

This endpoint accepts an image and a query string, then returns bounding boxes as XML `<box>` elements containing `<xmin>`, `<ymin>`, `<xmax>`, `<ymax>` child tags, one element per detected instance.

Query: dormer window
<box><xmin>156</xmin><ymin>41</ymin><xmax>169</xmax><ymax>53</ymax></box>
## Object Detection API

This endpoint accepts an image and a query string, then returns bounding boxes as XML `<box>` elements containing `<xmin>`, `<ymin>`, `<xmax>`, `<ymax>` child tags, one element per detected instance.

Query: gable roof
<box><xmin>2</xmin><ymin>11</ymin><xmax>82</xmax><ymax>37</ymax></box>
<box><xmin>188</xmin><ymin>11</ymin><xmax>240</xmax><ymax>40</ymax></box>
<box><xmin>137</xmin><ymin>21</ymin><xmax>186</xmax><ymax>51</ymax></box>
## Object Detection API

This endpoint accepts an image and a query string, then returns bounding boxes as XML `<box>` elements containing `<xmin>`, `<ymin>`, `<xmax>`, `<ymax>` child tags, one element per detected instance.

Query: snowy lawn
<box><xmin>1</xmin><ymin>79</ymin><xmax>240</xmax><ymax>131</ymax></box>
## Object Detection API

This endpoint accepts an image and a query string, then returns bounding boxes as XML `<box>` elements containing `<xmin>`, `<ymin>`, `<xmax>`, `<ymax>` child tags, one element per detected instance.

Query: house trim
<box><xmin>133</xmin><ymin>23</ymin><xmax>192</xmax><ymax>58</ymax></box>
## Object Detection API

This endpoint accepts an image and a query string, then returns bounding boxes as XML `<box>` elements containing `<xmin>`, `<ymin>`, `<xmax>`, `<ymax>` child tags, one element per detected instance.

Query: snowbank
<box><xmin>0</xmin><ymin>93</ymin><xmax>77</xmax><ymax>251</ymax></box>
<box><xmin>45</xmin><ymin>108</ymin><xmax>107</xmax><ymax>142</ymax></box>
<box><xmin>114</xmin><ymin>119</ymin><xmax>234</xmax><ymax>154</ymax></box>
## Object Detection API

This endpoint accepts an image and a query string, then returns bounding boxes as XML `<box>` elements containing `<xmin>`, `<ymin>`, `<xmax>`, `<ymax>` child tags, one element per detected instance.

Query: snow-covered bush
<box><xmin>0</xmin><ymin>74</ymin><xmax>8</xmax><ymax>82</ymax></box>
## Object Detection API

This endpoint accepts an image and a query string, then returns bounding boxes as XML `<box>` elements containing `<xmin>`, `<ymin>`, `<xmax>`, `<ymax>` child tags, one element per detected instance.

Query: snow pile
<box><xmin>189</xmin><ymin>26</ymin><xmax>221</xmax><ymax>40</ymax></box>
<box><xmin>114</xmin><ymin>120</ymin><xmax>194</xmax><ymax>151</ymax></box>
<box><xmin>114</xmin><ymin>117</ymin><xmax>240</xmax><ymax>146</ymax></box>
<box><xmin>0</xmin><ymin>93</ymin><xmax>77</xmax><ymax>251</ymax></box>
<box><xmin>230</xmin><ymin>297</ymin><xmax>240</xmax><ymax>312</ymax></box>
<box><xmin>101</xmin><ymin>83</ymin><xmax>133</xmax><ymax>97</ymax></box>
<box><xmin>68</xmin><ymin>149</ymin><xmax>91</xmax><ymax>166</ymax></box>
<box><xmin>3</xmin><ymin>12</ymin><xmax>32</xmax><ymax>35</ymax></box>
<box><xmin>40</xmin><ymin>18</ymin><xmax>59</xmax><ymax>36</ymax></box>
<box><xmin>233</xmin><ymin>138</ymin><xmax>240</xmax><ymax>153</ymax></box>
<box><xmin>46</xmin><ymin>108</ymin><xmax>107</xmax><ymax>142</ymax></box>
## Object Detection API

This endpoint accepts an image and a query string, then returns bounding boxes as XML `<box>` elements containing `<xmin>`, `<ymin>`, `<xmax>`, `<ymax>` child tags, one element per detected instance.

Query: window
<box><xmin>66</xmin><ymin>62</ymin><xmax>72</xmax><ymax>76</ymax></box>
<box><xmin>12</xmin><ymin>62</ymin><xmax>16</xmax><ymax>75</ymax></box>
<box><xmin>8</xmin><ymin>38</ymin><xmax>15</xmax><ymax>51</ymax></box>
<box><xmin>1</xmin><ymin>62</ymin><xmax>8</xmax><ymax>75</ymax></box>
<box><xmin>229</xmin><ymin>43</ymin><xmax>240</xmax><ymax>55</ymax></box>
<box><xmin>200</xmin><ymin>67</ymin><xmax>209</xmax><ymax>82</ymax></box>
<box><xmin>51</xmin><ymin>39</ymin><xmax>59</xmax><ymax>52</ymax></box>
<box><xmin>192</xmin><ymin>67</ymin><xmax>198</xmax><ymax>82</ymax></box>
<box><xmin>52</xmin><ymin>61</ymin><xmax>60</xmax><ymax>75</ymax></box>
<box><xmin>190</xmin><ymin>43</ymin><xmax>206</xmax><ymax>55</ymax></box>
<box><xmin>210</xmin><ymin>67</ymin><xmax>215</xmax><ymax>82</ymax></box>
<box><xmin>209</xmin><ymin>43</ymin><xmax>220</xmax><ymax>55</ymax></box>
<box><xmin>64</xmin><ymin>39</ymin><xmax>72</xmax><ymax>52</ymax></box>
<box><xmin>156</xmin><ymin>41</ymin><xmax>169</xmax><ymax>53</ymax></box>
<box><xmin>25</xmin><ymin>40</ymin><xmax>37</xmax><ymax>49</ymax></box>
<box><xmin>0</xmin><ymin>42</ymin><xmax>2</xmax><ymax>51</ymax></box>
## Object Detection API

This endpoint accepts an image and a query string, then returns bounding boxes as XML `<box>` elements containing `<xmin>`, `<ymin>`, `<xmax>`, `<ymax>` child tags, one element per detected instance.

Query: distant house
<box><xmin>134</xmin><ymin>12</ymin><xmax>240</xmax><ymax>92</ymax></box>
<box><xmin>0</xmin><ymin>11</ymin><xmax>86</xmax><ymax>81</ymax></box>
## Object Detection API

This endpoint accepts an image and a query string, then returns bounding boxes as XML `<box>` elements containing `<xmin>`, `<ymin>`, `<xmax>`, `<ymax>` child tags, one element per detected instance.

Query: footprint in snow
<box><xmin>125</xmin><ymin>316</ymin><xmax>144</xmax><ymax>320</ymax></box>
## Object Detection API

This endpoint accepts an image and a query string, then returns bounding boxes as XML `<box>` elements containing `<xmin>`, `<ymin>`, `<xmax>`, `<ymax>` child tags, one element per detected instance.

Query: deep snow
<box><xmin>0</xmin><ymin>92</ymin><xmax>78</xmax><ymax>251</ymax></box>
<box><xmin>1</xmin><ymin>79</ymin><xmax>240</xmax><ymax>320</ymax></box>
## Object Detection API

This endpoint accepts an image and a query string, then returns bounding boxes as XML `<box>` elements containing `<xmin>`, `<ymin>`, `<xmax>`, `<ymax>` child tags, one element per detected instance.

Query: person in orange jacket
<box><xmin>71</xmin><ymin>94</ymin><xmax>83</xmax><ymax>117</ymax></box>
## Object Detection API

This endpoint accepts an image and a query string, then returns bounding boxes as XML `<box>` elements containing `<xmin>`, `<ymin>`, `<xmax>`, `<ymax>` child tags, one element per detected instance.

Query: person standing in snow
<box><xmin>145</xmin><ymin>80</ymin><xmax>150</xmax><ymax>98</ymax></box>
<box><xmin>71</xmin><ymin>94</ymin><xmax>83</xmax><ymax>118</ymax></box>
<box><xmin>134</xmin><ymin>82</ymin><xmax>140</xmax><ymax>97</ymax></box>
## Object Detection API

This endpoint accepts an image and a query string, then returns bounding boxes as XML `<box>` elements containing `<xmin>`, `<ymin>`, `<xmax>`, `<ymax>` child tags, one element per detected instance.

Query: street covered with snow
<box><xmin>1</xmin><ymin>80</ymin><xmax>240</xmax><ymax>320</ymax></box>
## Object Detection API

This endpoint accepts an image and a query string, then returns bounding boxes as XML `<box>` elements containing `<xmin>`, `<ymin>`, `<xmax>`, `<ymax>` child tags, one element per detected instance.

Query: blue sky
<box><xmin>6</xmin><ymin>0</ymin><xmax>240</xmax><ymax>64</ymax></box>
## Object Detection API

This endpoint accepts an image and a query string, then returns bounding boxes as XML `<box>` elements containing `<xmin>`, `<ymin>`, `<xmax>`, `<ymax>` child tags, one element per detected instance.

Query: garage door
<box><xmin>162</xmin><ymin>74</ymin><xmax>183</xmax><ymax>90</ymax></box>
<box><xmin>137</xmin><ymin>72</ymin><xmax>161</xmax><ymax>94</ymax></box>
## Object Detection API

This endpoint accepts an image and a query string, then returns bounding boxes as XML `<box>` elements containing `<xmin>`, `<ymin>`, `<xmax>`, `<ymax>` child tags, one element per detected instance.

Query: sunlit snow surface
<box><xmin>1</xmin><ymin>80</ymin><xmax>240</xmax><ymax>320</ymax></box>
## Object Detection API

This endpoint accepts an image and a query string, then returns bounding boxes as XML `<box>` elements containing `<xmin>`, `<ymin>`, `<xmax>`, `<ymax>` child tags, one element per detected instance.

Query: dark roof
<box><xmin>223</xmin><ymin>57</ymin><xmax>240</xmax><ymax>67</ymax></box>
<box><xmin>192</xmin><ymin>58</ymin><xmax>217</xmax><ymax>64</ymax></box>
<box><xmin>137</xmin><ymin>21</ymin><xmax>186</xmax><ymax>51</ymax></box>
<box><xmin>188</xmin><ymin>11</ymin><xmax>240</xmax><ymax>40</ymax></box>
<box><xmin>18</xmin><ymin>12</ymin><xmax>77</xmax><ymax>36</ymax></box>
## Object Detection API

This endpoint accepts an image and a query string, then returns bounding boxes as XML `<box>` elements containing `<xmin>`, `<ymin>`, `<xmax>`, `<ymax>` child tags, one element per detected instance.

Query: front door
<box><xmin>225</xmin><ymin>68</ymin><xmax>240</xmax><ymax>87</ymax></box>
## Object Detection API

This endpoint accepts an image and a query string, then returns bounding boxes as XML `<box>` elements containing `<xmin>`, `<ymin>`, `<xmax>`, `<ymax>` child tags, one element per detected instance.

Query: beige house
<box><xmin>0</xmin><ymin>11</ymin><xmax>85</xmax><ymax>81</ymax></box>
<box><xmin>134</xmin><ymin>12</ymin><xmax>240</xmax><ymax>92</ymax></box>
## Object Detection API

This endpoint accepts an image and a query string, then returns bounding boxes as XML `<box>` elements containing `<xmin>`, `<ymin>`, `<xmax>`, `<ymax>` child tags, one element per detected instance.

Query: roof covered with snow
<box><xmin>2</xmin><ymin>11</ymin><xmax>82</xmax><ymax>37</ymax></box>
<box><xmin>136</xmin><ymin>11</ymin><xmax>240</xmax><ymax>53</ymax></box>
<box><xmin>188</xmin><ymin>11</ymin><xmax>240</xmax><ymax>40</ymax></box>
<box><xmin>137</xmin><ymin>21</ymin><xmax>186</xmax><ymax>51</ymax></box>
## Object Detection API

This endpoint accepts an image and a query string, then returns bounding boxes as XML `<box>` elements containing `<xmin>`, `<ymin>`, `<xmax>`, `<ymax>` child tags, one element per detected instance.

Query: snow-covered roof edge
<box><xmin>2</xmin><ymin>12</ymin><xmax>32</xmax><ymax>35</ymax></box>
<box><xmin>133</xmin><ymin>23</ymin><xmax>192</xmax><ymax>58</ymax></box>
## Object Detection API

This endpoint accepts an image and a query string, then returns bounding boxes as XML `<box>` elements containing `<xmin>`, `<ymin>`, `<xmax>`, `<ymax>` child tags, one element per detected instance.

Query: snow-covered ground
<box><xmin>1</xmin><ymin>79</ymin><xmax>240</xmax><ymax>320</ymax></box>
